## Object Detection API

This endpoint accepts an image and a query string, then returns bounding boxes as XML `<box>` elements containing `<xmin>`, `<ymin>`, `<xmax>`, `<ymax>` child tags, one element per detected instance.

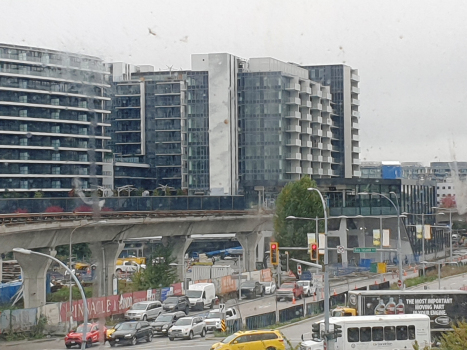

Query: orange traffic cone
<box><xmin>404</xmin><ymin>270</ymin><xmax>407</xmax><ymax>276</ymax></box>
<box><xmin>354</xmin><ymin>284</ymin><xmax>357</xmax><ymax>289</ymax></box>
<box><xmin>333</xmin><ymin>289</ymin><xmax>337</xmax><ymax>296</ymax></box>
<box><xmin>375</xmin><ymin>280</ymin><xmax>377</xmax><ymax>285</ymax></box>
<box><xmin>292</xmin><ymin>296</ymin><xmax>296</xmax><ymax>304</ymax></box>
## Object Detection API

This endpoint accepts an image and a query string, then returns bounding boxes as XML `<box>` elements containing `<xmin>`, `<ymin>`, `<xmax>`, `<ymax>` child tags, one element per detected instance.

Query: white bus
<box><xmin>300</xmin><ymin>314</ymin><xmax>431</xmax><ymax>350</ymax></box>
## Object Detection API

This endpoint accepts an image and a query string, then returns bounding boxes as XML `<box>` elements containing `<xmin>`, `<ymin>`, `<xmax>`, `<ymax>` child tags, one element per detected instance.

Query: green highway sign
<box><xmin>353</xmin><ymin>247</ymin><xmax>377</xmax><ymax>253</ymax></box>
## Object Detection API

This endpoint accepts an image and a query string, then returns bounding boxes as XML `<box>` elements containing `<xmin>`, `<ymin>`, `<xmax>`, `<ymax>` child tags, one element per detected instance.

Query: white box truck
<box><xmin>186</xmin><ymin>283</ymin><xmax>216</xmax><ymax>311</ymax></box>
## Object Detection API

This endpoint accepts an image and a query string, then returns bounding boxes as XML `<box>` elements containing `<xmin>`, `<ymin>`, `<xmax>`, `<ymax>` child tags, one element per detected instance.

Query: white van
<box><xmin>186</xmin><ymin>283</ymin><xmax>216</xmax><ymax>311</ymax></box>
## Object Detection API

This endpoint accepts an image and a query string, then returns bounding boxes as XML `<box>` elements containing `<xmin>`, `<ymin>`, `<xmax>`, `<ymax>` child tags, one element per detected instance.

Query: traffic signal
<box><xmin>334</xmin><ymin>324</ymin><xmax>342</xmax><ymax>338</ymax></box>
<box><xmin>311</xmin><ymin>323</ymin><xmax>321</xmax><ymax>339</ymax></box>
<box><xmin>310</xmin><ymin>243</ymin><xmax>318</xmax><ymax>262</ymax></box>
<box><xmin>280</xmin><ymin>252</ymin><xmax>289</xmax><ymax>271</ymax></box>
<box><xmin>270</xmin><ymin>242</ymin><xmax>279</xmax><ymax>266</ymax></box>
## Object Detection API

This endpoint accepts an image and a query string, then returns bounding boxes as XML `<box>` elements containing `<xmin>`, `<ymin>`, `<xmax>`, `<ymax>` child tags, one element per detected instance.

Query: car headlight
<box><xmin>162</xmin><ymin>325</ymin><xmax>168</xmax><ymax>329</ymax></box>
<box><xmin>124</xmin><ymin>334</ymin><xmax>132</xmax><ymax>338</ymax></box>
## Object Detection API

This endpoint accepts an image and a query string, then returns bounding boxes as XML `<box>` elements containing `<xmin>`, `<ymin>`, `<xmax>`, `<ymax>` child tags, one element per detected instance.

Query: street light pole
<box><xmin>14</xmin><ymin>248</ymin><xmax>88</xmax><ymax>350</ymax></box>
<box><xmin>359</xmin><ymin>192</ymin><xmax>403</xmax><ymax>289</ymax></box>
<box><xmin>307</xmin><ymin>188</ymin><xmax>330</xmax><ymax>342</ymax></box>
<box><xmin>68</xmin><ymin>221</ymin><xmax>105</xmax><ymax>332</ymax></box>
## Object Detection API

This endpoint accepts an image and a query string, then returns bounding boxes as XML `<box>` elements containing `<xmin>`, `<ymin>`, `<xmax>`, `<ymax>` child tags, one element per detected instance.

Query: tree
<box><xmin>274</xmin><ymin>176</ymin><xmax>324</xmax><ymax>268</ymax></box>
<box><xmin>437</xmin><ymin>321</ymin><xmax>467</xmax><ymax>350</ymax></box>
<box><xmin>131</xmin><ymin>246</ymin><xmax>178</xmax><ymax>291</ymax></box>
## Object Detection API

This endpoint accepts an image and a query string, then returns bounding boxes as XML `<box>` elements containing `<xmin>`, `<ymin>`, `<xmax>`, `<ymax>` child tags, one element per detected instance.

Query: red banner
<box><xmin>171</xmin><ymin>283</ymin><xmax>183</xmax><ymax>296</ymax></box>
<box><xmin>59</xmin><ymin>290</ymin><xmax>159</xmax><ymax>322</ymax></box>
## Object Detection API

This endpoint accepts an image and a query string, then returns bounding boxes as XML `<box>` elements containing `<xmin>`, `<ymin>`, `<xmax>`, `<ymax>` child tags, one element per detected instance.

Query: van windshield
<box><xmin>207</xmin><ymin>311</ymin><xmax>221</xmax><ymax>319</ymax></box>
<box><xmin>186</xmin><ymin>290</ymin><xmax>202</xmax><ymax>298</ymax></box>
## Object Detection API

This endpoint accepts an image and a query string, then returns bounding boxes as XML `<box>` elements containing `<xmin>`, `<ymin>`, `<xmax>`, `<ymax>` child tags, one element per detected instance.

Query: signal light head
<box><xmin>312</xmin><ymin>244</ymin><xmax>317</xmax><ymax>250</ymax></box>
<box><xmin>271</xmin><ymin>244</ymin><xmax>277</xmax><ymax>249</ymax></box>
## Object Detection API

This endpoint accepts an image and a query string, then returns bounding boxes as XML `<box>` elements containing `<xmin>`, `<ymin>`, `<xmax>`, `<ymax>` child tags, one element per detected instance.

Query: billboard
<box><xmin>349</xmin><ymin>292</ymin><xmax>467</xmax><ymax>331</ymax></box>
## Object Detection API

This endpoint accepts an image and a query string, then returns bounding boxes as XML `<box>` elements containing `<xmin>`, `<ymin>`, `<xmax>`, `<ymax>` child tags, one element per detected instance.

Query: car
<box><xmin>168</xmin><ymin>316</ymin><xmax>206</xmax><ymax>340</ymax></box>
<box><xmin>124</xmin><ymin>300</ymin><xmax>163</xmax><ymax>321</ymax></box>
<box><xmin>151</xmin><ymin>311</ymin><xmax>186</xmax><ymax>336</ymax></box>
<box><xmin>209</xmin><ymin>329</ymin><xmax>286</xmax><ymax>350</ymax></box>
<box><xmin>204</xmin><ymin>307</ymin><xmax>239</xmax><ymax>332</ymax></box>
<box><xmin>276</xmin><ymin>282</ymin><xmax>304</xmax><ymax>301</ymax></box>
<box><xmin>106</xmin><ymin>323</ymin><xmax>122</xmax><ymax>342</ymax></box>
<box><xmin>163</xmin><ymin>295</ymin><xmax>190</xmax><ymax>314</ymax></box>
<box><xmin>260</xmin><ymin>281</ymin><xmax>276</xmax><ymax>294</ymax></box>
<box><xmin>240</xmin><ymin>281</ymin><xmax>264</xmax><ymax>299</ymax></box>
<box><xmin>108</xmin><ymin>321</ymin><xmax>153</xmax><ymax>347</ymax></box>
<box><xmin>64</xmin><ymin>322</ymin><xmax>107</xmax><ymax>349</ymax></box>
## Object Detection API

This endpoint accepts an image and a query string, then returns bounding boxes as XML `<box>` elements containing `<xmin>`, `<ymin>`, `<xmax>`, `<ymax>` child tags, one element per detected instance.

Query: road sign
<box><xmin>337</xmin><ymin>245</ymin><xmax>345</xmax><ymax>254</ymax></box>
<box><xmin>297</xmin><ymin>264</ymin><xmax>302</xmax><ymax>275</ymax></box>
<box><xmin>353</xmin><ymin>247</ymin><xmax>376</xmax><ymax>253</ymax></box>
<box><xmin>397</xmin><ymin>280</ymin><xmax>402</xmax><ymax>288</ymax></box>
<box><xmin>219</xmin><ymin>303</ymin><xmax>226</xmax><ymax>313</ymax></box>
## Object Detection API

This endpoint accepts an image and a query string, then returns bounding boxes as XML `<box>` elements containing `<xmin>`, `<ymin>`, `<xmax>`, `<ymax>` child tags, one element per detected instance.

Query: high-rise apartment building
<box><xmin>300</xmin><ymin>64</ymin><xmax>361</xmax><ymax>178</ymax></box>
<box><xmin>0</xmin><ymin>43</ymin><xmax>113</xmax><ymax>196</ymax></box>
<box><xmin>108</xmin><ymin>53</ymin><xmax>362</xmax><ymax>198</ymax></box>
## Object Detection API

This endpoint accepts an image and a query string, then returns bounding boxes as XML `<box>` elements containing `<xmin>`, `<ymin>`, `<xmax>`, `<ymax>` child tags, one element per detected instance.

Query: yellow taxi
<box><xmin>210</xmin><ymin>330</ymin><xmax>286</xmax><ymax>350</ymax></box>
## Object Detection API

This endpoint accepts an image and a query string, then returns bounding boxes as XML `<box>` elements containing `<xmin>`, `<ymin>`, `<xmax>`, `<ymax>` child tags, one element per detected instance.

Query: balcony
<box><xmin>352</xmin><ymin>122</ymin><xmax>359</xmax><ymax>129</ymax></box>
<box><xmin>286</xmin><ymin>125</ymin><xmax>301</xmax><ymax>133</ymax></box>
<box><xmin>302</xmin><ymin>154</ymin><xmax>313</xmax><ymax>161</ymax></box>
<box><xmin>316</xmin><ymin>169</ymin><xmax>324</xmax><ymax>175</ymax></box>
<box><xmin>301</xmin><ymin>113</ymin><xmax>312</xmax><ymax>122</ymax></box>
<box><xmin>301</xmin><ymin>126</ymin><xmax>313</xmax><ymax>134</ymax></box>
<box><xmin>323</xmin><ymin>156</ymin><xmax>332</xmax><ymax>163</ymax></box>
<box><xmin>313</xmin><ymin>155</ymin><xmax>323</xmax><ymax>162</ymax></box>
<box><xmin>322</xmin><ymin>92</ymin><xmax>332</xmax><ymax>100</ymax></box>
<box><xmin>323</xmin><ymin>131</ymin><xmax>333</xmax><ymax>138</ymax></box>
<box><xmin>286</xmin><ymin>83</ymin><xmax>300</xmax><ymax>91</ymax></box>
<box><xmin>352</xmin><ymin>86</ymin><xmax>360</xmax><ymax>94</ymax></box>
<box><xmin>353</xmin><ymin>170</ymin><xmax>362</xmax><ymax>177</ymax></box>
<box><xmin>324</xmin><ymin>144</ymin><xmax>332</xmax><ymax>151</ymax></box>
<box><xmin>352</xmin><ymin>147</ymin><xmax>361</xmax><ymax>153</ymax></box>
<box><xmin>312</xmin><ymin>129</ymin><xmax>323</xmax><ymax>137</ymax></box>
<box><xmin>312</xmin><ymin>115</ymin><xmax>322</xmax><ymax>124</ymax></box>
<box><xmin>286</xmin><ymin>152</ymin><xmax>301</xmax><ymax>160</ymax></box>
<box><xmin>303</xmin><ymin>167</ymin><xmax>313</xmax><ymax>175</ymax></box>
<box><xmin>323</xmin><ymin>169</ymin><xmax>333</xmax><ymax>176</ymax></box>
<box><xmin>286</xmin><ymin>111</ymin><xmax>301</xmax><ymax>119</ymax></box>
<box><xmin>286</xmin><ymin>97</ymin><xmax>301</xmax><ymax>105</ymax></box>
<box><xmin>286</xmin><ymin>139</ymin><xmax>301</xmax><ymax>147</ymax></box>
<box><xmin>303</xmin><ymin>141</ymin><xmax>313</xmax><ymax>148</ymax></box>
<box><xmin>323</xmin><ymin>106</ymin><xmax>333</xmax><ymax>113</ymax></box>
<box><xmin>301</xmin><ymin>100</ymin><xmax>312</xmax><ymax>108</ymax></box>
<box><xmin>313</xmin><ymin>142</ymin><xmax>323</xmax><ymax>149</ymax></box>
<box><xmin>352</xmin><ymin>134</ymin><xmax>360</xmax><ymax>141</ymax></box>
<box><xmin>353</xmin><ymin>158</ymin><xmax>361</xmax><ymax>165</ymax></box>
<box><xmin>286</xmin><ymin>166</ymin><xmax>302</xmax><ymax>174</ymax></box>
<box><xmin>352</xmin><ymin>111</ymin><xmax>360</xmax><ymax>118</ymax></box>
<box><xmin>351</xmin><ymin>98</ymin><xmax>360</xmax><ymax>106</ymax></box>
<box><xmin>351</xmin><ymin>74</ymin><xmax>360</xmax><ymax>82</ymax></box>
<box><xmin>311</xmin><ymin>90</ymin><xmax>322</xmax><ymax>98</ymax></box>
<box><xmin>311</xmin><ymin>103</ymin><xmax>323</xmax><ymax>110</ymax></box>
<box><xmin>323</xmin><ymin>117</ymin><xmax>332</xmax><ymax>125</ymax></box>
<box><xmin>300</xmin><ymin>87</ymin><xmax>312</xmax><ymax>94</ymax></box>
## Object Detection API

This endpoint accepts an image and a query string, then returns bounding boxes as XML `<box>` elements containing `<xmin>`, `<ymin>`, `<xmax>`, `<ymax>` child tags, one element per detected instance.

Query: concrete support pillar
<box><xmin>89</xmin><ymin>242</ymin><xmax>124</xmax><ymax>297</ymax></box>
<box><xmin>164</xmin><ymin>236</ymin><xmax>192</xmax><ymax>287</ymax></box>
<box><xmin>236</xmin><ymin>231</ymin><xmax>263</xmax><ymax>272</ymax></box>
<box><xmin>14</xmin><ymin>248</ymin><xmax>56</xmax><ymax>308</ymax></box>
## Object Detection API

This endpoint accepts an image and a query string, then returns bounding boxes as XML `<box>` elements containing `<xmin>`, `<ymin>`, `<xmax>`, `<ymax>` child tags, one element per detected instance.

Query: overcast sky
<box><xmin>1</xmin><ymin>0</ymin><xmax>466</xmax><ymax>165</ymax></box>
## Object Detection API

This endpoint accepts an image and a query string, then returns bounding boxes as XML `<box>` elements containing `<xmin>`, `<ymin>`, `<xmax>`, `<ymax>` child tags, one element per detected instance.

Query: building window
<box><xmin>52</xmin><ymin>152</ymin><xmax>60</xmax><ymax>161</ymax></box>
<box><xmin>51</xmin><ymin>98</ymin><xmax>60</xmax><ymax>106</ymax></box>
<box><xmin>20</xmin><ymin>166</ymin><xmax>28</xmax><ymax>174</ymax></box>
<box><xmin>79</xmin><ymin>127</ymin><xmax>88</xmax><ymax>135</ymax></box>
<box><xmin>78</xmin><ymin>101</ymin><xmax>87</xmax><ymax>108</ymax></box>
<box><xmin>81</xmin><ymin>181</ymin><xmax>89</xmax><ymax>189</ymax></box>
<box><xmin>51</xmin><ymin>139</ymin><xmax>60</xmax><ymax>148</ymax></box>
<box><xmin>51</xmin><ymin>125</ymin><xmax>60</xmax><ymax>133</ymax></box>
<box><xmin>20</xmin><ymin>124</ymin><xmax>28</xmax><ymax>132</ymax></box>
<box><xmin>19</xmin><ymin>95</ymin><xmax>27</xmax><ymax>103</ymax></box>
<box><xmin>51</xmin><ymin>111</ymin><xmax>60</xmax><ymax>119</ymax></box>
<box><xmin>52</xmin><ymin>166</ymin><xmax>60</xmax><ymax>175</ymax></box>
<box><xmin>78</xmin><ymin>140</ymin><xmax>88</xmax><ymax>148</ymax></box>
<box><xmin>19</xmin><ymin>110</ymin><xmax>28</xmax><ymax>117</ymax></box>
<box><xmin>52</xmin><ymin>180</ymin><xmax>61</xmax><ymax>189</ymax></box>
<box><xmin>19</xmin><ymin>138</ymin><xmax>28</xmax><ymax>146</ymax></box>
<box><xmin>20</xmin><ymin>180</ymin><xmax>29</xmax><ymax>189</ymax></box>
<box><xmin>78</xmin><ymin>114</ymin><xmax>88</xmax><ymax>122</ymax></box>
<box><xmin>19</xmin><ymin>152</ymin><xmax>29</xmax><ymax>160</ymax></box>
<box><xmin>78</xmin><ymin>167</ymin><xmax>88</xmax><ymax>175</ymax></box>
<box><xmin>79</xmin><ymin>154</ymin><xmax>88</xmax><ymax>162</ymax></box>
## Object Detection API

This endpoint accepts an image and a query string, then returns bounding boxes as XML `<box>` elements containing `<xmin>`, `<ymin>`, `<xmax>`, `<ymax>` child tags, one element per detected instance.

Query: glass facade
<box><xmin>0</xmin><ymin>44</ymin><xmax>112</xmax><ymax>196</ymax></box>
